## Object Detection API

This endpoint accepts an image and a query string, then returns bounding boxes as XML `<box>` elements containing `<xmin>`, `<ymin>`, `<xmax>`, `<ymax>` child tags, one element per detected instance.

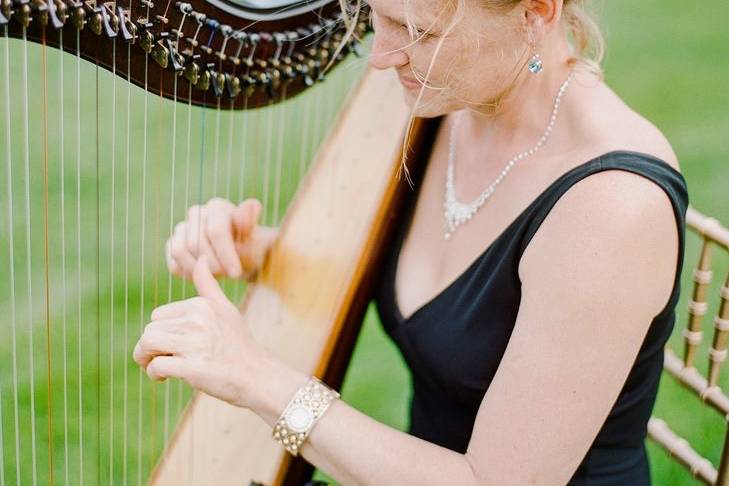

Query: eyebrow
<box><xmin>380</xmin><ymin>11</ymin><xmax>427</xmax><ymax>31</ymax></box>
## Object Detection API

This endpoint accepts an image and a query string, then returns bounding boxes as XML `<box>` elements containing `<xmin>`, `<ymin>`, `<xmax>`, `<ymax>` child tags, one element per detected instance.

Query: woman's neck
<box><xmin>461</xmin><ymin>34</ymin><xmax>579</xmax><ymax>157</ymax></box>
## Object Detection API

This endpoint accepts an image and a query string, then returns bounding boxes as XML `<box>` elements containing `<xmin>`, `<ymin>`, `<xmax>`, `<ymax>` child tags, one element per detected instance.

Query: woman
<box><xmin>134</xmin><ymin>0</ymin><xmax>689</xmax><ymax>484</ymax></box>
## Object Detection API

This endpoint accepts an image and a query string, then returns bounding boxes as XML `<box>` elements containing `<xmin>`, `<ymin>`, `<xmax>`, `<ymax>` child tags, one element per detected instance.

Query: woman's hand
<box><xmin>165</xmin><ymin>197</ymin><xmax>279</xmax><ymax>281</ymax></box>
<box><xmin>133</xmin><ymin>256</ymin><xmax>266</xmax><ymax>409</ymax></box>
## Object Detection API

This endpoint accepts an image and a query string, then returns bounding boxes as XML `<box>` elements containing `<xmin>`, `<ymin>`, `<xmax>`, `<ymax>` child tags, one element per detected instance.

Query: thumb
<box><xmin>193</xmin><ymin>255</ymin><xmax>229</xmax><ymax>306</ymax></box>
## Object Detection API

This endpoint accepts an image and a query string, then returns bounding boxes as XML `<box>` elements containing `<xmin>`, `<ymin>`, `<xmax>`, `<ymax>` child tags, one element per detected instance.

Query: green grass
<box><xmin>1</xmin><ymin>0</ymin><xmax>728</xmax><ymax>484</ymax></box>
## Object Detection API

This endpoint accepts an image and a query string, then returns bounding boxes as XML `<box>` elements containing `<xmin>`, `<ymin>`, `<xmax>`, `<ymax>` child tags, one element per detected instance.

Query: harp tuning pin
<box><xmin>175</xmin><ymin>1</ymin><xmax>191</xmax><ymax>14</ymax></box>
<box><xmin>191</xmin><ymin>11</ymin><xmax>204</xmax><ymax>24</ymax></box>
<box><xmin>280</xmin><ymin>65</ymin><xmax>294</xmax><ymax>79</ymax></box>
<box><xmin>219</xmin><ymin>24</ymin><xmax>232</xmax><ymax>37</ymax></box>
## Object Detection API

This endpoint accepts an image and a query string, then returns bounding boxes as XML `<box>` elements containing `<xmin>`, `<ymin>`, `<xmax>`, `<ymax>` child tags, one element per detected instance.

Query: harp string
<box><xmin>261</xmin><ymin>105</ymin><xmax>273</xmax><ymax>225</ymax></box>
<box><xmin>272</xmin><ymin>86</ymin><xmax>288</xmax><ymax>224</ymax></box>
<box><xmin>0</xmin><ymin>29</ymin><xmax>5</xmax><ymax>484</ymax></box>
<box><xmin>40</xmin><ymin>24</ymin><xmax>55</xmax><ymax>486</ymax></box>
<box><xmin>75</xmin><ymin>29</ymin><xmax>84</xmax><ymax>486</ymax></box>
<box><xmin>148</xmin><ymin>72</ymin><xmax>164</xmax><ymax>477</ymax></box>
<box><xmin>298</xmin><ymin>87</ymin><xmax>312</xmax><ymax>183</ymax></box>
<box><xmin>222</xmin><ymin>100</ymin><xmax>235</xmax><ymax>299</ymax></box>
<box><xmin>233</xmin><ymin>94</ymin><xmax>249</xmax><ymax>302</ymax></box>
<box><xmin>213</xmin><ymin>100</ymin><xmax>222</xmax><ymax>198</ymax></box>
<box><xmin>189</xmin><ymin>90</ymin><xmax>210</xmax><ymax>486</ymax></box>
<box><xmin>108</xmin><ymin>39</ymin><xmax>118</xmax><ymax>485</ymax></box>
<box><xmin>136</xmin><ymin>53</ymin><xmax>150</xmax><ymax>486</ymax></box>
<box><xmin>3</xmin><ymin>25</ymin><xmax>21</xmax><ymax>486</ymax></box>
<box><xmin>162</xmin><ymin>74</ymin><xmax>180</xmax><ymax>446</ymax></box>
<box><xmin>21</xmin><ymin>26</ymin><xmax>39</xmax><ymax>486</ymax></box>
<box><xmin>150</xmin><ymin>66</ymin><xmax>170</xmax><ymax>475</ymax></box>
<box><xmin>122</xmin><ymin>41</ymin><xmax>132</xmax><ymax>486</ymax></box>
<box><xmin>57</xmin><ymin>29</ymin><xmax>70</xmax><ymax>486</ymax></box>
<box><xmin>95</xmin><ymin>58</ymin><xmax>101</xmax><ymax>486</ymax></box>
<box><xmin>178</xmin><ymin>86</ymin><xmax>194</xmax><ymax>420</ymax></box>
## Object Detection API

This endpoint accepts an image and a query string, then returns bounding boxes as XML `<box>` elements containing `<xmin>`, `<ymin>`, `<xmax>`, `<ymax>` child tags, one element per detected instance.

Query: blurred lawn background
<box><xmin>0</xmin><ymin>0</ymin><xmax>726</xmax><ymax>484</ymax></box>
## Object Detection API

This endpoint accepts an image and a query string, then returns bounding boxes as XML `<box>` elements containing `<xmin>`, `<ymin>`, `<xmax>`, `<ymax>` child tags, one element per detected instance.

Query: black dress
<box><xmin>373</xmin><ymin>138</ymin><xmax>690</xmax><ymax>485</ymax></box>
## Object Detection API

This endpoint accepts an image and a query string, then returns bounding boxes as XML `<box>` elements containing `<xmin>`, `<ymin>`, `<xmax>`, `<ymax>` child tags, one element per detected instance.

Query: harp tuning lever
<box><xmin>0</xmin><ymin>0</ymin><xmax>10</xmax><ymax>25</ymax></box>
<box><xmin>15</xmin><ymin>0</ymin><xmax>31</xmax><ymax>28</ymax></box>
<box><xmin>30</xmin><ymin>0</ymin><xmax>49</xmax><ymax>26</ymax></box>
<box><xmin>116</xmin><ymin>6</ymin><xmax>133</xmax><ymax>41</ymax></box>
<box><xmin>183</xmin><ymin>57</ymin><xmax>200</xmax><ymax>85</ymax></box>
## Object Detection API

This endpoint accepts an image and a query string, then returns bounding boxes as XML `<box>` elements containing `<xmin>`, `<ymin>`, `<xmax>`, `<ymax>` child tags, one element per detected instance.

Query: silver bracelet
<box><xmin>272</xmin><ymin>376</ymin><xmax>340</xmax><ymax>456</ymax></box>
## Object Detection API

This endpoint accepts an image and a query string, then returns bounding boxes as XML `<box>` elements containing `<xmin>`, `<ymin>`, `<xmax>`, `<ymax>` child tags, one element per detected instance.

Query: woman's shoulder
<box><xmin>570</xmin><ymin>70</ymin><xmax>682</xmax><ymax>174</ymax></box>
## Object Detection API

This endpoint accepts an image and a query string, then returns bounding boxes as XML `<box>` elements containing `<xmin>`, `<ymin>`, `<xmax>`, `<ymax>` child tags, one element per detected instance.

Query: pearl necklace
<box><xmin>443</xmin><ymin>71</ymin><xmax>576</xmax><ymax>240</ymax></box>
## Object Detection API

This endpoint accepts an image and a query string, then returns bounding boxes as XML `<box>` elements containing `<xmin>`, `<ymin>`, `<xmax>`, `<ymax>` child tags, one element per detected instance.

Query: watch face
<box><xmin>285</xmin><ymin>405</ymin><xmax>314</xmax><ymax>433</ymax></box>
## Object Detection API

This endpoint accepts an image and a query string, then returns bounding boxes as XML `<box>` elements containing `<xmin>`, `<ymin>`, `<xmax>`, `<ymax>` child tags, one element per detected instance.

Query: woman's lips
<box><xmin>398</xmin><ymin>73</ymin><xmax>421</xmax><ymax>89</ymax></box>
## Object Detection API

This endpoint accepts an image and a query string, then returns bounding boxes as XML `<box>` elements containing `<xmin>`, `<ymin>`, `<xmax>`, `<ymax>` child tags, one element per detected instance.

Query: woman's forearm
<box><xmin>247</xmin><ymin>352</ymin><xmax>478</xmax><ymax>486</ymax></box>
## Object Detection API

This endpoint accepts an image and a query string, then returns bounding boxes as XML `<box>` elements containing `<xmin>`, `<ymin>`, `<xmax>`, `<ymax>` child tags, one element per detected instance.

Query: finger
<box><xmin>185</xmin><ymin>208</ymin><xmax>225</xmax><ymax>275</ymax></box>
<box><xmin>151</xmin><ymin>297</ymin><xmax>204</xmax><ymax>321</ymax></box>
<box><xmin>206</xmin><ymin>204</ymin><xmax>242</xmax><ymax>278</ymax></box>
<box><xmin>234</xmin><ymin>199</ymin><xmax>262</xmax><ymax>238</ymax></box>
<box><xmin>146</xmin><ymin>355</ymin><xmax>192</xmax><ymax>382</ymax></box>
<box><xmin>144</xmin><ymin>318</ymin><xmax>195</xmax><ymax>336</ymax></box>
<box><xmin>193</xmin><ymin>256</ymin><xmax>230</xmax><ymax>306</ymax></box>
<box><xmin>133</xmin><ymin>331</ymin><xmax>183</xmax><ymax>369</ymax></box>
<box><xmin>185</xmin><ymin>205</ymin><xmax>204</xmax><ymax>255</ymax></box>
<box><xmin>169</xmin><ymin>224</ymin><xmax>197</xmax><ymax>277</ymax></box>
<box><xmin>165</xmin><ymin>239</ymin><xmax>184</xmax><ymax>278</ymax></box>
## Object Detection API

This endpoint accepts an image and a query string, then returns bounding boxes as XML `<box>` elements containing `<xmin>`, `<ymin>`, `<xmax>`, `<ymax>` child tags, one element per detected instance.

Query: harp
<box><xmin>0</xmin><ymin>0</ymin><xmax>434</xmax><ymax>484</ymax></box>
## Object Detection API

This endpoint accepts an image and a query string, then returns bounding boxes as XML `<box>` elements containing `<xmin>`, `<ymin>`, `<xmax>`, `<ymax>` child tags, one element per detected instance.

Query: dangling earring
<box><xmin>528</xmin><ymin>52</ymin><xmax>543</xmax><ymax>74</ymax></box>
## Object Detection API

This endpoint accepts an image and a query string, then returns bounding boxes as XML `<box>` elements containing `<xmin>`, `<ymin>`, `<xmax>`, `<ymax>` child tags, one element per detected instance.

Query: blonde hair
<box><xmin>334</xmin><ymin>0</ymin><xmax>606</xmax><ymax>182</ymax></box>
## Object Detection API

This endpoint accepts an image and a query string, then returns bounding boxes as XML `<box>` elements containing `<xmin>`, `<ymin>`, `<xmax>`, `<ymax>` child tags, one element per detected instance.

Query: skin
<box><xmin>136</xmin><ymin>0</ymin><xmax>683</xmax><ymax>483</ymax></box>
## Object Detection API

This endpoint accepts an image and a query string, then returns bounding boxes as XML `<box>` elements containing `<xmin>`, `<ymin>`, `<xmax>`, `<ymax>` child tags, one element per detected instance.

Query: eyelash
<box><xmin>401</xmin><ymin>24</ymin><xmax>430</xmax><ymax>39</ymax></box>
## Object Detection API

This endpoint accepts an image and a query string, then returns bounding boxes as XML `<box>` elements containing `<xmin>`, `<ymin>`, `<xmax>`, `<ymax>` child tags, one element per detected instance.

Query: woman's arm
<box><xmin>136</xmin><ymin>169</ymin><xmax>679</xmax><ymax>485</ymax></box>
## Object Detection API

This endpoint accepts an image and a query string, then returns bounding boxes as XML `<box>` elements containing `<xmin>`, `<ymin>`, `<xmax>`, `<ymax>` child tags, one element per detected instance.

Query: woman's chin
<box><xmin>401</xmin><ymin>93</ymin><xmax>448</xmax><ymax>118</ymax></box>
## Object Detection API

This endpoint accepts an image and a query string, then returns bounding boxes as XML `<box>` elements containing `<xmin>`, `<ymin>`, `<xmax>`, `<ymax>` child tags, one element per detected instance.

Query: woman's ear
<box><xmin>523</xmin><ymin>0</ymin><xmax>563</xmax><ymax>36</ymax></box>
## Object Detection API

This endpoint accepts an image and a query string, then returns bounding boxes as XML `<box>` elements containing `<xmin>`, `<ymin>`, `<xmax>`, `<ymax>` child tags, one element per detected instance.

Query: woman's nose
<box><xmin>368</xmin><ymin>31</ymin><xmax>409</xmax><ymax>71</ymax></box>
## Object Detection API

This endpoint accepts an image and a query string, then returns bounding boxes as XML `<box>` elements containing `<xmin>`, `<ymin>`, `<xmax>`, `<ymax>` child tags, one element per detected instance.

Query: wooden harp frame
<box><xmin>150</xmin><ymin>66</ymin><xmax>436</xmax><ymax>486</ymax></box>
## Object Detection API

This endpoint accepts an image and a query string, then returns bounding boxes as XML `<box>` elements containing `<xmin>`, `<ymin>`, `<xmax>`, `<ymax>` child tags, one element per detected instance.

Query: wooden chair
<box><xmin>648</xmin><ymin>205</ymin><xmax>729</xmax><ymax>485</ymax></box>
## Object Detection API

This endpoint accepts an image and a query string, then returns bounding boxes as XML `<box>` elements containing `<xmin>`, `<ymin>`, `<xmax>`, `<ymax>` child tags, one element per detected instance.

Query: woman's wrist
<box><xmin>242</xmin><ymin>348</ymin><xmax>311</xmax><ymax>427</ymax></box>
